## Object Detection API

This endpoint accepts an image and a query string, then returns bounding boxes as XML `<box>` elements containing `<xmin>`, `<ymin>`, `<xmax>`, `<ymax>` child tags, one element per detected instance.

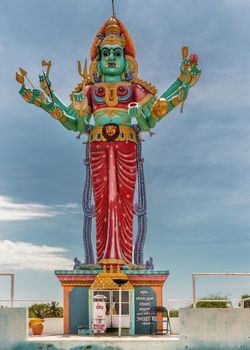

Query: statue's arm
<box><xmin>147</xmin><ymin>61</ymin><xmax>201</xmax><ymax>126</ymax></box>
<box><xmin>18</xmin><ymin>75</ymin><xmax>92</xmax><ymax>133</ymax></box>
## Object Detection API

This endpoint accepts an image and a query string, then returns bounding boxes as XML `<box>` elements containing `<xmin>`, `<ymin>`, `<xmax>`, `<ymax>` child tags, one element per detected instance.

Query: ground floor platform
<box><xmin>28</xmin><ymin>334</ymin><xmax>180</xmax><ymax>350</ymax></box>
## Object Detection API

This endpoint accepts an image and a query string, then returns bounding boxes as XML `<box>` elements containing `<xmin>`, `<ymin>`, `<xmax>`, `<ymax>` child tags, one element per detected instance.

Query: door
<box><xmin>93</xmin><ymin>290</ymin><xmax>130</xmax><ymax>328</ymax></box>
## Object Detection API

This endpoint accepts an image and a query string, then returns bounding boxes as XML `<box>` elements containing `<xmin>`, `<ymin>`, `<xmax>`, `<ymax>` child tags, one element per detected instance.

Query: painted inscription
<box><xmin>134</xmin><ymin>286</ymin><xmax>156</xmax><ymax>334</ymax></box>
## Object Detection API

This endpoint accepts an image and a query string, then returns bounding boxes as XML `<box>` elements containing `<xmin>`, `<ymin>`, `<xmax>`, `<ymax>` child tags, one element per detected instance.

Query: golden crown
<box><xmin>100</xmin><ymin>34</ymin><xmax>125</xmax><ymax>48</ymax></box>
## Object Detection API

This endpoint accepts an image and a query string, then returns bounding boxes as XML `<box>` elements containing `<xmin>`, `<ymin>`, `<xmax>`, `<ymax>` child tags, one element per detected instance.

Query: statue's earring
<box><xmin>97</xmin><ymin>62</ymin><xmax>102</xmax><ymax>81</ymax></box>
<box><xmin>124</xmin><ymin>60</ymin><xmax>130</xmax><ymax>80</ymax></box>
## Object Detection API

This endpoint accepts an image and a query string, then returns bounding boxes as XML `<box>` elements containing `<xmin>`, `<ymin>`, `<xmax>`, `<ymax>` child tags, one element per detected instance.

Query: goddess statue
<box><xmin>16</xmin><ymin>16</ymin><xmax>201</xmax><ymax>267</ymax></box>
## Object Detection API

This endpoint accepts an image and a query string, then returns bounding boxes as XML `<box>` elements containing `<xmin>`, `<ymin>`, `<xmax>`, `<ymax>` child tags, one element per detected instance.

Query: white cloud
<box><xmin>0</xmin><ymin>240</ymin><xmax>73</xmax><ymax>271</ymax></box>
<box><xmin>0</xmin><ymin>195</ymin><xmax>79</xmax><ymax>221</ymax></box>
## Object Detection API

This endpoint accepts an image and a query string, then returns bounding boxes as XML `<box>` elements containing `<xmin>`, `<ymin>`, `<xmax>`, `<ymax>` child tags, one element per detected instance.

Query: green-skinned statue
<box><xmin>16</xmin><ymin>16</ymin><xmax>201</xmax><ymax>268</ymax></box>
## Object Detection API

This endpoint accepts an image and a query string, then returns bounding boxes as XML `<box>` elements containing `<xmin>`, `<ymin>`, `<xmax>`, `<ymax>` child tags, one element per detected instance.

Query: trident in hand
<box><xmin>77</xmin><ymin>59</ymin><xmax>88</xmax><ymax>94</ymax></box>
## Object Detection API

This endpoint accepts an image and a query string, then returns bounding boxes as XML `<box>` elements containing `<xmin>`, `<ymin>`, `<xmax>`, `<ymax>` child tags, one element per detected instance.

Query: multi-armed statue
<box><xmin>16</xmin><ymin>16</ymin><xmax>201</xmax><ymax>268</ymax></box>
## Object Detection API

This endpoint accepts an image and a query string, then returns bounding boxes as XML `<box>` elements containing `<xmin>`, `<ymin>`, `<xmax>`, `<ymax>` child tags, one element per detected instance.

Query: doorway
<box><xmin>93</xmin><ymin>290</ymin><xmax>130</xmax><ymax>328</ymax></box>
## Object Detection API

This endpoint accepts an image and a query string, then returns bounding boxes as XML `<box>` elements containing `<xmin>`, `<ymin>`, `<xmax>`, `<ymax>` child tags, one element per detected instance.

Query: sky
<box><xmin>1</xmin><ymin>0</ymin><xmax>250</xmax><ymax>308</ymax></box>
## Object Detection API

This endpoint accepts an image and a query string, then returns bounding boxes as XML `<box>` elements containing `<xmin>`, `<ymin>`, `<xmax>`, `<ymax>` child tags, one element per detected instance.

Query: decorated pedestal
<box><xmin>55</xmin><ymin>268</ymin><xmax>169</xmax><ymax>335</ymax></box>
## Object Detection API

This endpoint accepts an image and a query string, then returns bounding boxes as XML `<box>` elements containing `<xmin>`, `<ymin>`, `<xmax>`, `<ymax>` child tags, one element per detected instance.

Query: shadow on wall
<box><xmin>13</xmin><ymin>343</ymin><xmax>122</xmax><ymax>350</ymax></box>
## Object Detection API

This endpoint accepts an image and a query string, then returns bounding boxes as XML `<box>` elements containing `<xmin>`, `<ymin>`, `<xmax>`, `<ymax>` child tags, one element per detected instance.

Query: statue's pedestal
<box><xmin>55</xmin><ymin>269</ymin><xmax>169</xmax><ymax>335</ymax></box>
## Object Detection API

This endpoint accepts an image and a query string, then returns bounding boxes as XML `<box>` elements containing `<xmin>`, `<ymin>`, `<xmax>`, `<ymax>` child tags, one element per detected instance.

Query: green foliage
<box><xmin>195</xmin><ymin>294</ymin><xmax>232</xmax><ymax>308</ymax></box>
<box><xmin>169</xmin><ymin>309</ymin><xmax>179</xmax><ymax>317</ymax></box>
<box><xmin>240</xmin><ymin>294</ymin><xmax>250</xmax><ymax>308</ymax></box>
<box><xmin>28</xmin><ymin>301</ymin><xmax>63</xmax><ymax>318</ymax></box>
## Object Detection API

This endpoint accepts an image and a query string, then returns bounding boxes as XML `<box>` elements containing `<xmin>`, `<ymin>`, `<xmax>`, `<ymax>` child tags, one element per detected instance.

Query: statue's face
<box><xmin>99</xmin><ymin>44</ymin><xmax>125</xmax><ymax>76</ymax></box>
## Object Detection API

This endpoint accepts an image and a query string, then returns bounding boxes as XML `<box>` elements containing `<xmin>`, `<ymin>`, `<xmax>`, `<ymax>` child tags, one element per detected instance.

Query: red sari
<box><xmin>90</xmin><ymin>141</ymin><xmax>137</xmax><ymax>265</ymax></box>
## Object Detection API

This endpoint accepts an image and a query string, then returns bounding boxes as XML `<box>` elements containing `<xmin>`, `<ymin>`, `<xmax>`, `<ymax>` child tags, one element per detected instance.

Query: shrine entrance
<box><xmin>93</xmin><ymin>290</ymin><xmax>130</xmax><ymax>329</ymax></box>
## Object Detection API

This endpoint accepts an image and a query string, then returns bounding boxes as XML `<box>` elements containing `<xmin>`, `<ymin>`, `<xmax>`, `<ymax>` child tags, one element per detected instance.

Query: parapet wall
<box><xmin>179</xmin><ymin>308</ymin><xmax>250</xmax><ymax>349</ymax></box>
<box><xmin>0</xmin><ymin>308</ymin><xmax>28</xmax><ymax>350</ymax></box>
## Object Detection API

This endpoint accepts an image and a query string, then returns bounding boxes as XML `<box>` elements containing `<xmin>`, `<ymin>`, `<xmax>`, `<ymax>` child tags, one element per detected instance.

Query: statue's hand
<box><xmin>33</xmin><ymin>89</ymin><xmax>47</xmax><ymax>105</ymax></box>
<box><xmin>189</xmin><ymin>55</ymin><xmax>201</xmax><ymax>87</ymax></box>
<box><xmin>180</xmin><ymin>58</ymin><xmax>191</xmax><ymax>76</ymax></box>
<box><xmin>180</xmin><ymin>54</ymin><xmax>201</xmax><ymax>87</ymax></box>
<box><xmin>128</xmin><ymin>102</ymin><xmax>142</xmax><ymax>118</ymax></box>
<box><xmin>72</xmin><ymin>92</ymin><xmax>87</xmax><ymax>115</ymax></box>
<box><xmin>47</xmin><ymin>103</ymin><xmax>65</xmax><ymax>121</ymax></box>
<box><xmin>39</xmin><ymin>74</ymin><xmax>52</xmax><ymax>96</ymax></box>
<box><xmin>19</xmin><ymin>86</ymin><xmax>33</xmax><ymax>103</ymax></box>
<box><xmin>178</xmin><ymin>82</ymin><xmax>189</xmax><ymax>101</ymax></box>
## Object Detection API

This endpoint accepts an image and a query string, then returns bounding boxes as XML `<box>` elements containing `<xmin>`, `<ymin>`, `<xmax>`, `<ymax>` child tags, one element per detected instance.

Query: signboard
<box><xmin>92</xmin><ymin>295</ymin><xmax>107</xmax><ymax>334</ymax></box>
<box><xmin>134</xmin><ymin>286</ymin><xmax>156</xmax><ymax>334</ymax></box>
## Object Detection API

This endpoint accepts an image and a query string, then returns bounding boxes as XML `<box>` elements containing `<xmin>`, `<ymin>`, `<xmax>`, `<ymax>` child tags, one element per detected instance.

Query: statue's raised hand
<box><xmin>47</xmin><ymin>103</ymin><xmax>66</xmax><ymax>122</ymax></box>
<box><xmin>178</xmin><ymin>82</ymin><xmax>189</xmax><ymax>102</ymax></box>
<box><xmin>189</xmin><ymin>54</ymin><xmax>201</xmax><ymax>87</ymax></box>
<box><xmin>128</xmin><ymin>102</ymin><xmax>142</xmax><ymax>118</ymax></box>
<box><xmin>19</xmin><ymin>86</ymin><xmax>33</xmax><ymax>103</ymax></box>
<box><xmin>180</xmin><ymin>54</ymin><xmax>201</xmax><ymax>87</ymax></box>
<box><xmin>39</xmin><ymin>74</ymin><xmax>52</xmax><ymax>97</ymax></box>
<box><xmin>32</xmin><ymin>89</ymin><xmax>47</xmax><ymax>106</ymax></box>
<box><xmin>72</xmin><ymin>92</ymin><xmax>87</xmax><ymax>116</ymax></box>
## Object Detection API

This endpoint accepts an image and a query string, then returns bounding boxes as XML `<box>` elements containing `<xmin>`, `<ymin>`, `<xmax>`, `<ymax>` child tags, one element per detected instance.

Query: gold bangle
<box><xmin>171</xmin><ymin>96</ymin><xmax>180</xmax><ymax>106</ymax></box>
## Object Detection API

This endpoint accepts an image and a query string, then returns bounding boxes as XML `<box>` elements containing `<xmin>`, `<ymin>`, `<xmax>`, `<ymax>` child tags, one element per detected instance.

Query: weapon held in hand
<box><xmin>19</xmin><ymin>67</ymin><xmax>36</xmax><ymax>89</ymax></box>
<box><xmin>75</xmin><ymin>58</ymin><xmax>88</xmax><ymax>116</ymax></box>
<box><xmin>42</xmin><ymin>69</ymin><xmax>54</xmax><ymax>104</ymax></box>
<box><xmin>41</xmin><ymin>60</ymin><xmax>52</xmax><ymax>77</ymax></box>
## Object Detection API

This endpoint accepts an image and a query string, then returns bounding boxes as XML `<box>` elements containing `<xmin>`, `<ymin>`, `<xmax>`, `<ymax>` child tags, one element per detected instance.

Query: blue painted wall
<box><xmin>134</xmin><ymin>286</ymin><xmax>156</xmax><ymax>334</ymax></box>
<box><xmin>69</xmin><ymin>286</ymin><xmax>89</xmax><ymax>334</ymax></box>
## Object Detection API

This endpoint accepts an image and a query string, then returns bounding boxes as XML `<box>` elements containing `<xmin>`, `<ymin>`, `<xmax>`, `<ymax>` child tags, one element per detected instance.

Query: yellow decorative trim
<box><xmin>100</xmin><ymin>34</ymin><xmax>125</xmax><ymax>48</ymax></box>
<box><xmin>138</xmin><ymin>93</ymin><xmax>154</xmax><ymax>106</ymax></box>
<box><xmin>94</xmin><ymin>107</ymin><xmax>128</xmax><ymax>113</ymax></box>
<box><xmin>133</xmin><ymin>77</ymin><xmax>158</xmax><ymax>95</ymax></box>
<box><xmin>105</xmin><ymin>85</ymin><xmax>119</xmax><ymax>107</ymax></box>
<box><xmin>99</xmin><ymin>258</ymin><xmax>126</xmax><ymax>265</ymax></box>
<box><xmin>94</xmin><ymin>81</ymin><xmax>132</xmax><ymax>87</ymax></box>
<box><xmin>131</xmin><ymin>281</ymin><xmax>165</xmax><ymax>286</ymax></box>
<box><xmin>89</xmin><ymin>125</ymin><xmax>137</xmax><ymax>144</ymax></box>
<box><xmin>121</xmin><ymin>281</ymin><xmax>134</xmax><ymax>290</ymax></box>
<box><xmin>91</xmin><ymin>266</ymin><xmax>133</xmax><ymax>290</ymax></box>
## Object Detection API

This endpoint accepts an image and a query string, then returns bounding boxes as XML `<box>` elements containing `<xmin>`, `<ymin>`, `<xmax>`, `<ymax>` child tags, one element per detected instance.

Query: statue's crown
<box><xmin>104</xmin><ymin>16</ymin><xmax>121</xmax><ymax>35</ymax></box>
<box><xmin>99</xmin><ymin>17</ymin><xmax>125</xmax><ymax>48</ymax></box>
<box><xmin>90</xmin><ymin>16</ymin><xmax>136</xmax><ymax>60</ymax></box>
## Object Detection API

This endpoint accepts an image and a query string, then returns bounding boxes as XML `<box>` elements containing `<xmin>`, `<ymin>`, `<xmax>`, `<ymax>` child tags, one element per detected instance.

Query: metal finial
<box><xmin>112</xmin><ymin>0</ymin><xmax>116</xmax><ymax>17</ymax></box>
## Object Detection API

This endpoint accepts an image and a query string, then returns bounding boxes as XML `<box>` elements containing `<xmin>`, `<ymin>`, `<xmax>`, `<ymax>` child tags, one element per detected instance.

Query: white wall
<box><xmin>28</xmin><ymin>318</ymin><xmax>63</xmax><ymax>335</ymax></box>
<box><xmin>169</xmin><ymin>317</ymin><xmax>179</xmax><ymax>335</ymax></box>
<box><xmin>179</xmin><ymin>308</ymin><xmax>250</xmax><ymax>349</ymax></box>
<box><xmin>0</xmin><ymin>308</ymin><xmax>28</xmax><ymax>350</ymax></box>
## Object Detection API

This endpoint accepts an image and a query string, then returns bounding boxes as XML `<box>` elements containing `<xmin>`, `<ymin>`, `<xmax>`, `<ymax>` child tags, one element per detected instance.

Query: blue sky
<box><xmin>1</xmin><ymin>0</ymin><xmax>250</xmax><ymax>307</ymax></box>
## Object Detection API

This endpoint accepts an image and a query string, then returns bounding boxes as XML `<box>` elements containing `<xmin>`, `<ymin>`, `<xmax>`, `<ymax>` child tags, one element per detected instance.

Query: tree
<box><xmin>44</xmin><ymin>301</ymin><xmax>63</xmax><ymax>318</ymax></box>
<box><xmin>28</xmin><ymin>303</ymin><xmax>49</xmax><ymax>318</ymax></box>
<box><xmin>29</xmin><ymin>301</ymin><xmax>63</xmax><ymax>318</ymax></box>
<box><xmin>195</xmin><ymin>294</ymin><xmax>232</xmax><ymax>308</ymax></box>
<box><xmin>169</xmin><ymin>309</ymin><xmax>179</xmax><ymax>317</ymax></box>
<box><xmin>239</xmin><ymin>294</ymin><xmax>250</xmax><ymax>308</ymax></box>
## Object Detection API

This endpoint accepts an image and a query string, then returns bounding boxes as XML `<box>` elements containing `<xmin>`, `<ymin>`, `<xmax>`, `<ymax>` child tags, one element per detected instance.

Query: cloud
<box><xmin>0</xmin><ymin>195</ymin><xmax>79</xmax><ymax>221</ymax></box>
<box><xmin>0</xmin><ymin>240</ymin><xmax>73</xmax><ymax>271</ymax></box>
